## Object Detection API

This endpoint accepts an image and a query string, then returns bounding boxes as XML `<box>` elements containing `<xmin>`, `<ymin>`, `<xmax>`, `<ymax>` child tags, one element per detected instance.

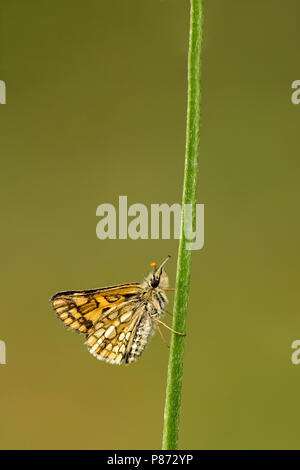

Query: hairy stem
<box><xmin>162</xmin><ymin>0</ymin><xmax>204</xmax><ymax>450</ymax></box>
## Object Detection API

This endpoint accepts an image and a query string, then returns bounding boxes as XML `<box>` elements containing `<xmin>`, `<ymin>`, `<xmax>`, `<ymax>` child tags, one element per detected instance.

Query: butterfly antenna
<box><xmin>155</xmin><ymin>255</ymin><xmax>171</xmax><ymax>276</ymax></box>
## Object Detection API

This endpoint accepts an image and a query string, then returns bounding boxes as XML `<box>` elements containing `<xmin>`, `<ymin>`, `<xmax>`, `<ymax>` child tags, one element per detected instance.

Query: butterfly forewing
<box><xmin>51</xmin><ymin>284</ymin><xmax>142</xmax><ymax>336</ymax></box>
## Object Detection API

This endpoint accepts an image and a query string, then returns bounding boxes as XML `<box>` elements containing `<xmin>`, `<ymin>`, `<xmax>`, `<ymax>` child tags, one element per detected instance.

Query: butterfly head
<box><xmin>149</xmin><ymin>255</ymin><xmax>170</xmax><ymax>289</ymax></box>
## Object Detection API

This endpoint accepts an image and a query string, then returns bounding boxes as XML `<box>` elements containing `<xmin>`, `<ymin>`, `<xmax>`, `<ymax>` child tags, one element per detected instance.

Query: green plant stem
<box><xmin>162</xmin><ymin>0</ymin><xmax>204</xmax><ymax>450</ymax></box>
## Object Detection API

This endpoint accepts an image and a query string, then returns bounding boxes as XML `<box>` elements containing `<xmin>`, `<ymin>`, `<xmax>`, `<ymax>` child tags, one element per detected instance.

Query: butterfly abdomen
<box><xmin>126</xmin><ymin>314</ymin><xmax>154</xmax><ymax>364</ymax></box>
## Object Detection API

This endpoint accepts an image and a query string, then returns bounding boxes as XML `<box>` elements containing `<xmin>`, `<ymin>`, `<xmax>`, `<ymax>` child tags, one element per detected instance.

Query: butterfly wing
<box><xmin>51</xmin><ymin>283</ymin><xmax>142</xmax><ymax>335</ymax></box>
<box><xmin>86</xmin><ymin>300</ymin><xmax>145</xmax><ymax>364</ymax></box>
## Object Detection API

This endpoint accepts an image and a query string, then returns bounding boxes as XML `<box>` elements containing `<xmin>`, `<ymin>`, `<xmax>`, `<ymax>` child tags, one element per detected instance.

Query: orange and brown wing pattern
<box><xmin>86</xmin><ymin>301</ymin><xmax>144</xmax><ymax>364</ymax></box>
<box><xmin>51</xmin><ymin>283</ymin><xmax>142</xmax><ymax>336</ymax></box>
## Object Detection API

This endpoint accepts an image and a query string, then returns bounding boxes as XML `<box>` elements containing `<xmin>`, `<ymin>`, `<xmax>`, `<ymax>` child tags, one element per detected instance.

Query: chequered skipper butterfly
<box><xmin>51</xmin><ymin>256</ymin><xmax>184</xmax><ymax>365</ymax></box>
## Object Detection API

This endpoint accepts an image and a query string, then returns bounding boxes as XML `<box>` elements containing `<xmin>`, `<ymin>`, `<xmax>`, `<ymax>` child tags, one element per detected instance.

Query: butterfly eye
<box><xmin>150</xmin><ymin>277</ymin><xmax>160</xmax><ymax>288</ymax></box>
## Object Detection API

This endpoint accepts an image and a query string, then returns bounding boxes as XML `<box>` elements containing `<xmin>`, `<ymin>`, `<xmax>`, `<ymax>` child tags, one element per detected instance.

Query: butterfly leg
<box><xmin>153</xmin><ymin>317</ymin><xmax>186</xmax><ymax>336</ymax></box>
<box><xmin>166</xmin><ymin>310</ymin><xmax>173</xmax><ymax>317</ymax></box>
<box><xmin>164</xmin><ymin>288</ymin><xmax>176</xmax><ymax>292</ymax></box>
<box><xmin>156</xmin><ymin>324</ymin><xmax>170</xmax><ymax>348</ymax></box>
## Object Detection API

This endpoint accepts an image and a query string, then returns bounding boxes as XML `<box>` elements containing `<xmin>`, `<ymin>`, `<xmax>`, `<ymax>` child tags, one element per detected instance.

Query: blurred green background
<box><xmin>1</xmin><ymin>0</ymin><xmax>300</xmax><ymax>450</ymax></box>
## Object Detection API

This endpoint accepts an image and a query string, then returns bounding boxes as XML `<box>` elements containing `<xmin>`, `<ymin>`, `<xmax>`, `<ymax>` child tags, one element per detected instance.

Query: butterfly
<box><xmin>51</xmin><ymin>256</ymin><xmax>184</xmax><ymax>365</ymax></box>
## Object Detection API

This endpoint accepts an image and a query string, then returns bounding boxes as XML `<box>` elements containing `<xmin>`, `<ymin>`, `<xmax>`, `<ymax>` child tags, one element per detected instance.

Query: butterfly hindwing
<box><xmin>86</xmin><ymin>301</ymin><xmax>144</xmax><ymax>364</ymax></box>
